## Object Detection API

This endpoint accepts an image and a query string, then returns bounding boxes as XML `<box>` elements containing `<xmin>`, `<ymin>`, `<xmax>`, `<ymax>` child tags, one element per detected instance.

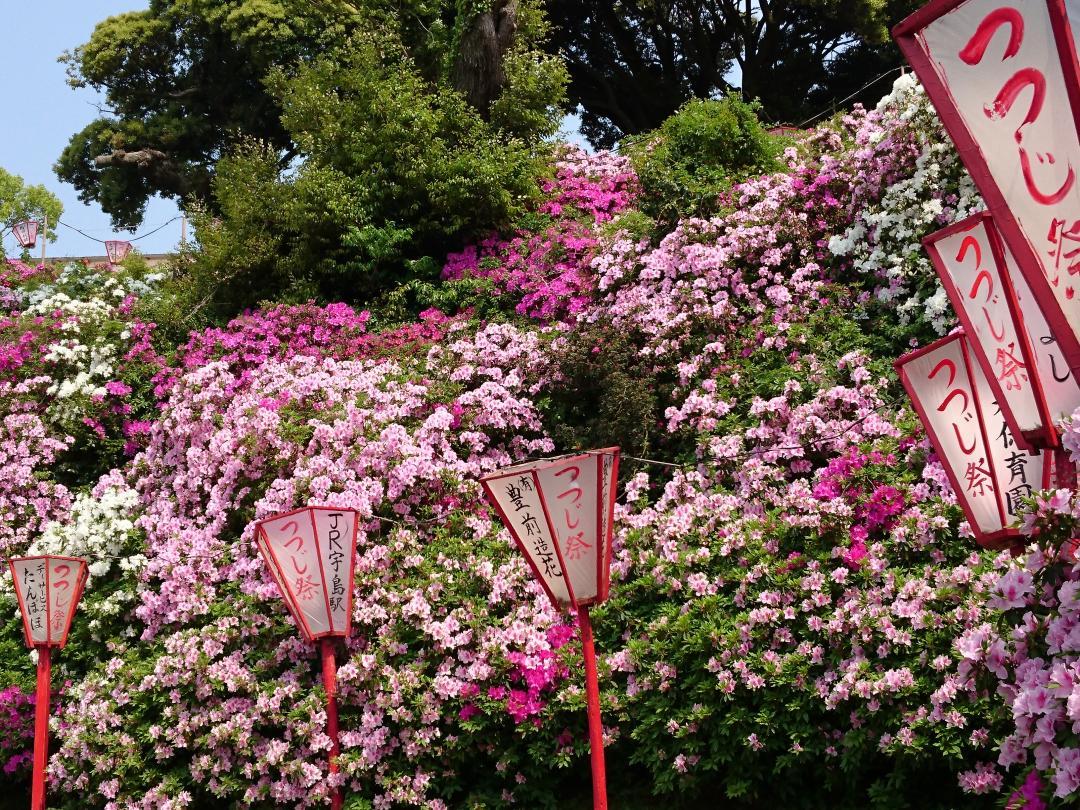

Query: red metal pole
<box><xmin>320</xmin><ymin>638</ymin><xmax>342</xmax><ymax>810</ymax></box>
<box><xmin>31</xmin><ymin>646</ymin><xmax>50</xmax><ymax>810</ymax></box>
<box><xmin>577</xmin><ymin>606</ymin><xmax>608</xmax><ymax>810</ymax></box>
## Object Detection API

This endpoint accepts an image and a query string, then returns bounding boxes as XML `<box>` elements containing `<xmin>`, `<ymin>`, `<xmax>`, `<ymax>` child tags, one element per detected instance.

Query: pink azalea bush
<box><xmin>0</xmin><ymin>74</ymin><xmax>1063</xmax><ymax>808</ymax></box>
<box><xmin>442</xmin><ymin>147</ymin><xmax>637</xmax><ymax>321</ymax></box>
<box><xmin>934</xmin><ymin>411</ymin><xmax>1080</xmax><ymax>806</ymax></box>
<box><xmin>0</xmin><ymin>684</ymin><xmax>35</xmax><ymax>776</ymax></box>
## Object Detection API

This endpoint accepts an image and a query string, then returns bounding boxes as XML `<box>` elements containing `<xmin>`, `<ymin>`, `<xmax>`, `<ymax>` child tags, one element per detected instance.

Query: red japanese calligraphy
<box><xmin>995</xmin><ymin>342</ymin><xmax>1029</xmax><ymax>390</ymax></box>
<box><xmin>1048</xmin><ymin>218</ymin><xmax>1080</xmax><ymax>280</ymax></box>
<box><xmin>281</xmin><ymin>519</ymin><xmax>309</xmax><ymax>575</ymax></box>
<box><xmin>554</xmin><ymin>465</ymin><xmax>590</xmax><ymax>561</ymax></box>
<box><xmin>294</xmin><ymin>574</ymin><xmax>318</xmax><ymax>600</ymax></box>
<box><xmin>50</xmin><ymin>563</ymin><xmax>73</xmax><ymax>634</ymax></box>
<box><xmin>53</xmin><ymin>564</ymin><xmax>70</xmax><ymax>589</ymax></box>
<box><xmin>960</xmin><ymin>235</ymin><xmax>1008</xmax><ymax>341</ymax></box>
<box><xmin>282</xmin><ymin>521</ymin><xmax>303</xmax><ymax>551</ymax></box>
<box><xmin>930</xmin><ymin>358</ymin><xmax>978</xmax><ymax>454</ymax></box>
<box><xmin>962</xmin><ymin>8</ymin><xmax>1076</xmax><ymax>207</ymax></box>
<box><xmin>958</xmin><ymin>8</ymin><xmax>1024</xmax><ymax>65</ymax></box>
<box><xmin>564</xmin><ymin>531</ymin><xmax>592</xmax><ymax>561</ymax></box>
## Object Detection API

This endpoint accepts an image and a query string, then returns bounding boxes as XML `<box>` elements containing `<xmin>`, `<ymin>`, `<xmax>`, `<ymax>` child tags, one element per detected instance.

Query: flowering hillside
<box><xmin>0</xmin><ymin>75</ymin><xmax>1071</xmax><ymax>808</ymax></box>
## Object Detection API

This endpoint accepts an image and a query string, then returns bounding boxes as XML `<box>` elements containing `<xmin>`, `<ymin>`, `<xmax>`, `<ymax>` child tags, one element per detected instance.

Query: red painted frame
<box><xmin>8</xmin><ymin>555</ymin><xmax>88</xmax><ymax>649</ymax></box>
<box><xmin>894</xmin><ymin>0</ymin><xmax>1080</xmax><ymax>376</ymax></box>
<box><xmin>895</xmin><ymin>333</ymin><xmax>1023</xmax><ymax>549</ymax></box>
<box><xmin>593</xmin><ymin>448</ymin><xmax>619</xmax><ymax>604</ymax></box>
<box><xmin>923</xmin><ymin>212</ymin><xmax>1057</xmax><ymax>451</ymax></box>
<box><xmin>254</xmin><ymin>505</ymin><xmax>359</xmax><ymax>642</ymax></box>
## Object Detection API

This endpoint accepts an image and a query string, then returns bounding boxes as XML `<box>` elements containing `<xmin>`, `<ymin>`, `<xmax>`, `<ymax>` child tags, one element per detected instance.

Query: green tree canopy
<box><xmin>121</xmin><ymin>2</ymin><xmax>567</xmax><ymax>316</ymax></box>
<box><xmin>546</xmin><ymin>0</ymin><xmax>921</xmax><ymax>147</ymax></box>
<box><xmin>0</xmin><ymin>169</ymin><xmax>63</xmax><ymax>257</ymax></box>
<box><xmin>56</xmin><ymin>0</ymin><xmax>566</xmax><ymax>230</ymax></box>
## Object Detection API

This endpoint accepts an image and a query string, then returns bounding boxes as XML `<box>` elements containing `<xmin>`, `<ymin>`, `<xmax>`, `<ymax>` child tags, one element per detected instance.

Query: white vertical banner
<box><xmin>968</xmin><ymin>346</ymin><xmax>1048</xmax><ymax>525</ymax></box>
<box><xmin>535</xmin><ymin>456</ymin><xmax>602</xmax><ymax>604</ymax></box>
<box><xmin>10</xmin><ymin>558</ymin><xmax>48</xmax><ymax>646</ymax></box>
<box><xmin>895</xmin><ymin>333</ymin><xmax>1023</xmax><ymax>547</ymax></box>
<box><xmin>311</xmin><ymin>508</ymin><xmax>358</xmax><ymax>636</ymax></box>
<box><xmin>481</xmin><ymin>464</ymin><xmax>573</xmax><ymax>607</ymax></box>
<box><xmin>896</xmin><ymin>0</ymin><xmax>1080</xmax><ymax>375</ymax></box>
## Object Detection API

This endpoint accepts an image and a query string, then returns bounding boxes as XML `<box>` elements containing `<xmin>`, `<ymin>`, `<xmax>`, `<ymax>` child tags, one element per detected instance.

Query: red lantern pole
<box><xmin>255</xmin><ymin>508</ymin><xmax>359</xmax><ymax>810</ymax></box>
<box><xmin>31</xmin><ymin>646</ymin><xmax>51</xmax><ymax>810</ymax></box>
<box><xmin>577</xmin><ymin>605</ymin><xmax>608</xmax><ymax>810</ymax></box>
<box><xmin>480</xmin><ymin>449</ymin><xmax>619</xmax><ymax>809</ymax></box>
<box><xmin>9</xmin><ymin>556</ymin><xmax>87</xmax><ymax>810</ymax></box>
<box><xmin>320</xmin><ymin>638</ymin><xmax>342</xmax><ymax>810</ymax></box>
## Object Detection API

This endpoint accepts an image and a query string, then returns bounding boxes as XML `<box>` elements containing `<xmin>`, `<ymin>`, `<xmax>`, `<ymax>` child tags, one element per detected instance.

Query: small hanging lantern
<box><xmin>895</xmin><ymin>332</ymin><xmax>1050</xmax><ymax>550</ymax></box>
<box><xmin>480</xmin><ymin>448</ymin><xmax>620</xmax><ymax>810</ymax></box>
<box><xmin>254</xmin><ymin>506</ymin><xmax>359</xmax><ymax>810</ymax></box>
<box><xmin>8</xmin><ymin>555</ymin><xmax>88</xmax><ymax>810</ymax></box>
<box><xmin>104</xmin><ymin>240</ymin><xmax>132</xmax><ymax>264</ymax></box>
<box><xmin>11</xmin><ymin>220</ymin><xmax>40</xmax><ymax>250</ymax></box>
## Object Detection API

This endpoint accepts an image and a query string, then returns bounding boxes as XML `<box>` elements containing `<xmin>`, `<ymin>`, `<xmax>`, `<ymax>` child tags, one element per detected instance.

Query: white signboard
<box><xmin>312</xmin><ymin>508</ymin><xmax>357</xmax><ymax>637</ymax></box>
<box><xmin>895</xmin><ymin>333</ymin><xmax>1027</xmax><ymax>547</ymax></box>
<box><xmin>896</xmin><ymin>0</ymin><xmax>1080</xmax><ymax>375</ymax></box>
<box><xmin>481</xmin><ymin>449</ymin><xmax>620</xmax><ymax>610</ymax></box>
<box><xmin>258</xmin><ymin>509</ymin><xmax>332</xmax><ymax>639</ymax></box>
<box><xmin>481</xmin><ymin>463</ymin><xmax>573</xmax><ymax>607</ymax></box>
<box><xmin>10</xmin><ymin>558</ymin><xmax>48</xmax><ymax>646</ymax></box>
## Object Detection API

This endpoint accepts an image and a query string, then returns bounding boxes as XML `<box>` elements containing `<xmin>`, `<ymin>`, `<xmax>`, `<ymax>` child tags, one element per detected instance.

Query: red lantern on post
<box><xmin>11</xmin><ymin>220</ymin><xmax>40</xmax><ymax>250</ymax></box>
<box><xmin>895</xmin><ymin>333</ymin><xmax>1052</xmax><ymax>550</ymax></box>
<box><xmin>7</xmin><ymin>555</ymin><xmax>88</xmax><ymax>810</ymax></box>
<box><xmin>480</xmin><ymin>448</ymin><xmax>620</xmax><ymax>810</ymax></box>
<box><xmin>923</xmin><ymin>211</ymin><xmax>1080</xmax><ymax>483</ymax></box>
<box><xmin>254</xmin><ymin>506</ymin><xmax>359</xmax><ymax>810</ymax></box>
<box><xmin>104</xmin><ymin>240</ymin><xmax>132</xmax><ymax>264</ymax></box>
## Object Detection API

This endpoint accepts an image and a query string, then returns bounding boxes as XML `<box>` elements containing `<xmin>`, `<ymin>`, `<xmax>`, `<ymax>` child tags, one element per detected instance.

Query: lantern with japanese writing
<box><xmin>8</xmin><ymin>555</ymin><xmax>88</xmax><ymax>810</ymax></box>
<box><xmin>480</xmin><ymin>448</ymin><xmax>620</xmax><ymax>810</ymax></box>
<box><xmin>11</xmin><ymin>220</ymin><xmax>39</xmax><ymax>250</ymax></box>
<box><xmin>254</xmin><ymin>506</ymin><xmax>359</xmax><ymax>810</ymax></box>
<box><xmin>924</xmin><ymin>210</ymin><xmax>1080</xmax><ymax>451</ymax></box>
<box><xmin>895</xmin><ymin>333</ymin><xmax>1052</xmax><ymax>550</ymax></box>
<box><xmin>104</xmin><ymin>240</ymin><xmax>132</xmax><ymax>264</ymax></box>
<box><xmin>894</xmin><ymin>0</ymin><xmax>1080</xmax><ymax>377</ymax></box>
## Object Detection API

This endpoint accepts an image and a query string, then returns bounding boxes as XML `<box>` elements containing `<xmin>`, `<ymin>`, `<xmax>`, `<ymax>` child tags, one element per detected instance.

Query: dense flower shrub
<box><xmin>0</xmin><ymin>684</ymin><xmax>35</xmax><ymax>776</ymax></box>
<box><xmin>442</xmin><ymin>147</ymin><xmax>637</xmax><ymax>321</ymax></box>
<box><xmin>828</xmin><ymin>74</ymin><xmax>982</xmax><ymax>339</ymax></box>
<box><xmin>0</xmin><ymin>74</ymin><xmax>1064</xmax><ymax>809</ymax></box>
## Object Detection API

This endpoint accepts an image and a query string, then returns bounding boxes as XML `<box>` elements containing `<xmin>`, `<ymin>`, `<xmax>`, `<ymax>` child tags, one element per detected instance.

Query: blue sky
<box><xmin>0</xmin><ymin>3</ymin><xmax>590</xmax><ymax>259</ymax></box>
<box><xmin>0</xmin><ymin>1</ymin><xmax>181</xmax><ymax>258</ymax></box>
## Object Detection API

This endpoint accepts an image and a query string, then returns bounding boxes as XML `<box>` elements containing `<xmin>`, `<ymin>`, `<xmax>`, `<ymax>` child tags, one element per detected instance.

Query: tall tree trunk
<box><xmin>453</xmin><ymin>0</ymin><xmax>518</xmax><ymax>117</ymax></box>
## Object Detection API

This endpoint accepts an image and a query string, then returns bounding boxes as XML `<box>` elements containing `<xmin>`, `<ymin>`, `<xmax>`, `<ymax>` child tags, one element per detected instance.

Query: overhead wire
<box><xmin>794</xmin><ymin>66</ymin><xmax>906</xmax><ymax>129</ymax></box>
<box><xmin>52</xmin><ymin>216</ymin><xmax>183</xmax><ymax>247</ymax></box>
